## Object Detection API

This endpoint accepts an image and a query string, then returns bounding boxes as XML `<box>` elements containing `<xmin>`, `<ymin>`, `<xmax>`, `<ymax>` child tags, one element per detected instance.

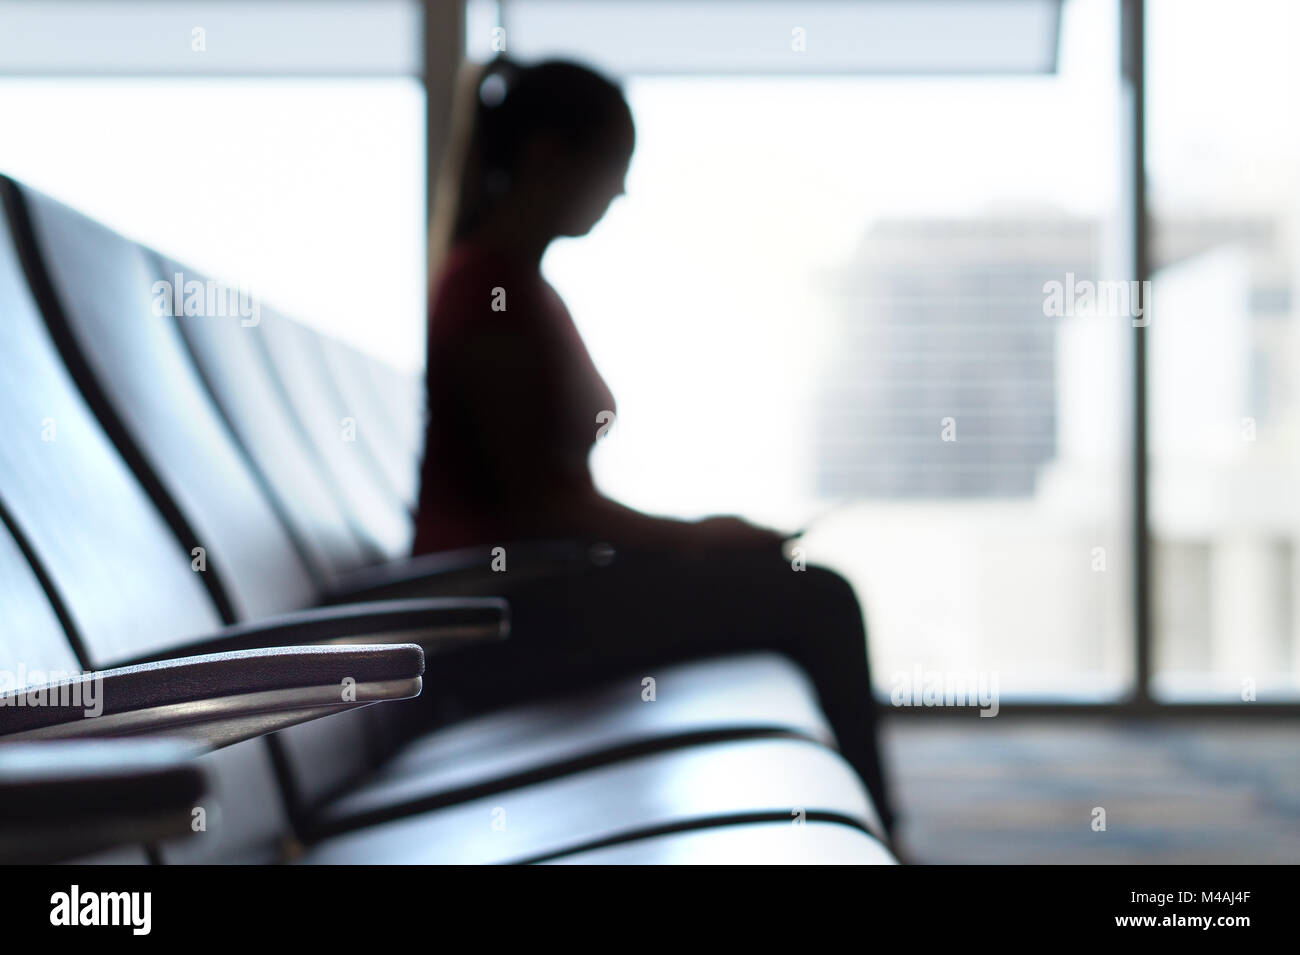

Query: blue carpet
<box><xmin>884</xmin><ymin>718</ymin><xmax>1300</xmax><ymax>864</ymax></box>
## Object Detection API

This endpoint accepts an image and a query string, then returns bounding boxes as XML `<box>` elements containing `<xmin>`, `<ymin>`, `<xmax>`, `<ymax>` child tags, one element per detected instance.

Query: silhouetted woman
<box><xmin>415</xmin><ymin>58</ymin><xmax>896</xmax><ymax>836</ymax></box>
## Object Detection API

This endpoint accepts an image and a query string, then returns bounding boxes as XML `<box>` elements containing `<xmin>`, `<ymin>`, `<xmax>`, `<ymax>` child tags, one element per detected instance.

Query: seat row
<box><xmin>0</xmin><ymin>174</ymin><xmax>895</xmax><ymax>864</ymax></box>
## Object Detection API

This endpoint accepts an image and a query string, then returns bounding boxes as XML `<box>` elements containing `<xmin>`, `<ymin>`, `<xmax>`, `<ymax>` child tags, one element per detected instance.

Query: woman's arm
<box><xmin>450</xmin><ymin>325</ymin><xmax>785</xmax><ymax>555</ymax></box>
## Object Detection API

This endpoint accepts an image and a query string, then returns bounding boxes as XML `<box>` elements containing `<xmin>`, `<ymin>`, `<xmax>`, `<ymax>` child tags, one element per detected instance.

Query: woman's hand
<box><xmin>692</xmin><ymin>516</ymin><xmax>790</xmax><ymax>553</ymax></box>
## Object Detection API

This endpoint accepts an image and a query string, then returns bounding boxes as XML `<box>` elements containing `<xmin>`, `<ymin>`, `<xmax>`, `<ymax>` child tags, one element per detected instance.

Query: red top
<box><xmin>412</xmin><ymin>240</ymin><xmax>615</xmax><ymax>554</ymax></box>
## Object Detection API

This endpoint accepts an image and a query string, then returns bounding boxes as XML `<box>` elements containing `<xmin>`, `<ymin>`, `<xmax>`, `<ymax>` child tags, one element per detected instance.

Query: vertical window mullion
<box><xmin>1120</xmin><ymin>0</ymin><xmax>1152</xmax><ymax>705</ymax></box>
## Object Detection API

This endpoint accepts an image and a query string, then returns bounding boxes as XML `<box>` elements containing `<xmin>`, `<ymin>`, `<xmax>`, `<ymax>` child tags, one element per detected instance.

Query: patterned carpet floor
<box><xmin>883</xmin><ymin>717</ymin><xmax>1300</xmax><ymax>864</ymax></box>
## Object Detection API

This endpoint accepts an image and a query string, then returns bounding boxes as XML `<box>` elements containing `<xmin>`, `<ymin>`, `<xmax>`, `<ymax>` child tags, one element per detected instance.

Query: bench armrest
<box><xmin>326</xmin><ymin>540</ymin><xmax>601</xmax><ymax>603</ymax></box>
<box><xmin>0</xmin><ymin>643</ymin><xmax>424</xmax><ymax>749</ymax></box>
<box><xmin>0</xmin><ymin>739</ymin><xmax>207</xmax><ymax>863</ymax></box>
<box><xmin>120</xmin><ymin>597</ymin><xmax>508</xmax><ymax>665</ymax></box>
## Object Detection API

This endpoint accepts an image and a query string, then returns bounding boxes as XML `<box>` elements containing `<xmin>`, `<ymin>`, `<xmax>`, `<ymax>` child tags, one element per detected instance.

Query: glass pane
<box><xmin>497</xmin><ymin>0</ymin><xmax>1062</xmax><ymax>75</ymax></box>
<box><xmin>0</xmin><ymin>1</ymin><xmax>421</xmax><ymax>75</ymax></box>
<box><xmin>0</xmin><ymin>78</ymin><xmax>426</xmax><ymax>369</ymax></box>
<box><xmin>539</xmin><ymin>0</ymin><xmax>1132</xmax><ymax>698</ymax></box>
<box><xmin>1147</xmin><ymin>0</ymin><xmax>1300</xmax><ymax>700</ymax></box>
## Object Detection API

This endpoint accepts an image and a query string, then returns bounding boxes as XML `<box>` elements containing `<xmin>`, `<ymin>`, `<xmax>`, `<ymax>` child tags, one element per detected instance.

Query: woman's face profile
<box><xmin>559</xmin><ymin>149</ymin><xmax>630</xmax><ymax>237</ymax></box>
<box><xmin>527</xmin><ymin>117</ymin><xmax>633</xmax><ymax>239</ymax></box>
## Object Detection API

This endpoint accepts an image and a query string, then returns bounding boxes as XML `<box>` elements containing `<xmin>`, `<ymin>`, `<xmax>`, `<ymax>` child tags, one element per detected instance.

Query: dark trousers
<box><xmin>416</xmin><ymin>551</ymin><xmax>897</xmax><ymax>837</ymax></box>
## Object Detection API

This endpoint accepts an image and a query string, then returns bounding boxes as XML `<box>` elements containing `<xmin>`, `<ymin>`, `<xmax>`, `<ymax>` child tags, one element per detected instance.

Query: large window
<box><xmin>523</xmin><ymin>0</ymin><xmax>1134</xmax><ymax>698</ymax></box>
<box><xmin>7</xmin><ymin>0</ymin><xmax>1295</xmax><ymax>706</ymax></box>
<box><xmin>1147</xmin><ymin>0</ymin><xmax>1300</xmax><ymax>700</ymax></box>
<box><xmin>0</xmin><ymin>1</ymin><xmax>427</xmax><ymax>371</ymax></box>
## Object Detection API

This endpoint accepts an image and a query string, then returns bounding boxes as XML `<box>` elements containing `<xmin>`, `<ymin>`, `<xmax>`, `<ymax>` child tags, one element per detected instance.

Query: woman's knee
<box><xmin>797</xmin><ymin>564</ymin><xmax>866</xmax><ymax>617</ymax></box>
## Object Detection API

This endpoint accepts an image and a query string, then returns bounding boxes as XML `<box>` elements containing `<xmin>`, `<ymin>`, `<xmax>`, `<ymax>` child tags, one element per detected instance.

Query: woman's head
<box><xmin>431</xmin><ymin>57</ymin><xmax>635</xmax><ymax>264</ymax></box>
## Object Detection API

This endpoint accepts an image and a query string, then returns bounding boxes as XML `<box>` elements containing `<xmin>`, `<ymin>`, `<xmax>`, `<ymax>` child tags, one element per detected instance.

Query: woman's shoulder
<box><xmin>432</xmin><ymin>240</ymin><xmax>498</xmax><ymax>300</ymax></box>
<box><xmin>429</xmin><ymin>241</ymin><xmax>541</xmax><ymax>326</ymax></box>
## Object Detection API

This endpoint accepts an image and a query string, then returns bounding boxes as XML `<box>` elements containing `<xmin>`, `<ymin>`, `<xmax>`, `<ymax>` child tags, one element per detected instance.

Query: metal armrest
<box><xmin>0</xmin><ymin>739</ymin><xmax>207</xmax><ymax>863</ymax></box>
<box><xmin>0</xmin><ymin>643</ymin><xmax>424</xmax><ymax>749</ymax></box>
<box><xmin>121</xmin><ymin>597</ymin><xmax>508</xmax><ymax>665</ymax></box>
<box><xmin>325</xmin><ymin>540</ymin><xmax>602</xmax><ymax>603</ymax></box>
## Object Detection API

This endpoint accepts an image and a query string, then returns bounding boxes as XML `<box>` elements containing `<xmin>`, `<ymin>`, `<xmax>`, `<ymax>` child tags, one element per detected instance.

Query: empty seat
<box><xmin>160</xmin><ymin>255</ymin><xmax>381</xmax><ymax>582</ymax></box>
<box><xmin>316</xmin><ymin>333</ymin><xmax>421</xmax><ymax>512</ymax></box>
<box><xmin>10</xmin><ymin>183</ymin><xmax>317</xmax><ymax>621</ymax></box>
<box><xmin>542</xmin><ymin>820</ymin><xmax>897</xmax><ymax>865</ymax></box>
<box><xmin>302</xmin><ymin>738</ymin><xmax>884</xmax><ymax>864</ymax></box>
<box><xmin>0</xmin><ymin>509</ymin><xmax>83</xmax><ymax>686</ymax></box>
<box><xmin>0</xmin><ymin>183</ymin><xmax>421</xmax><ymax>862</ymax></box>
<box><xmin>306</xmin><ymin>652</ymin><xmax>833</xmax><ymax>836</ymax></box>
<box><xmin>250</xmin><ymin>309</ymin><xmax>414</xmax><ymax>560</ymax></box>
<box><xmin>0</xmin><ymin>203</ymin><xmax>219</xmax><ymax>660</ymax></box>
<box><xmin>357</xmin><ymin>352</ymin><xmax>426</xmax><ymax>494</ymax></box>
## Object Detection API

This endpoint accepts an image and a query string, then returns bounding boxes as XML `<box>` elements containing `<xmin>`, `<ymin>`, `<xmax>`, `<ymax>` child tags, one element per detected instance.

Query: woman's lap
<box><xmin>415</xmin><ymin>551</ymin><xmax>895</xmax><ymax>834</ymax></box>
<box><xmin>423</xmin><ymin>553</ymin><xmax>871</xmax><ymax>720</ymax></box>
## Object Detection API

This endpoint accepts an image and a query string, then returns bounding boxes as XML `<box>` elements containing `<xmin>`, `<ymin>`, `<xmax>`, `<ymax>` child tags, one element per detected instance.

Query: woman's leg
<box><xmin>420</xmin><ymin>551</ymin><xmax>897</xmax><ymax>836</ymax></box>
<box><xmin>597</xmin><ymin>554</ymin><xmax>896</xmax><ymax>836</ymax></box>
